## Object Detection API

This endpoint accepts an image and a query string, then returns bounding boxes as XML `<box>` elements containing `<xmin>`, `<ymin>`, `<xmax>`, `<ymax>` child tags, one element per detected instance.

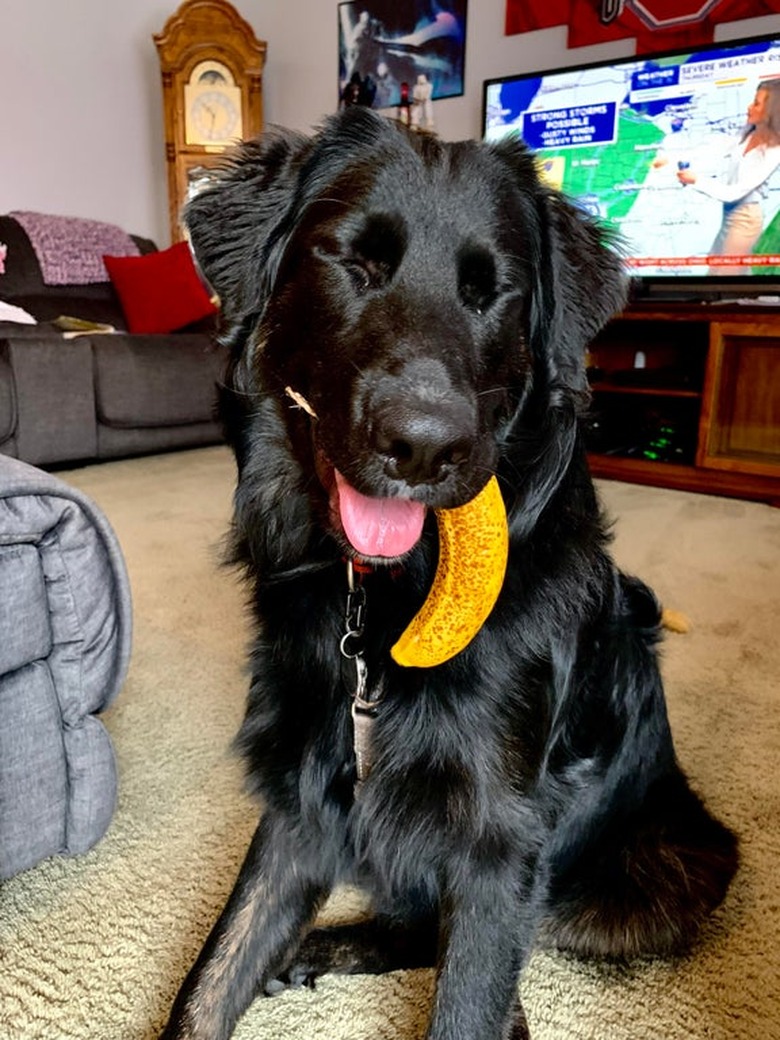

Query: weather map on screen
<box><xmin>483</xmin><ymin>36</ymin><xmax>780</xmax><ymax>282</ymax></box>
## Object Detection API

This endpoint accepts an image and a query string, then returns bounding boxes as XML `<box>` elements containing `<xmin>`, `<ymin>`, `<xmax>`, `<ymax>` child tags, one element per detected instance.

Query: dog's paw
<box><xmin>263</xmin><ymin>964</ymin><xmax>319</xmax><ymax>996</ymax></box>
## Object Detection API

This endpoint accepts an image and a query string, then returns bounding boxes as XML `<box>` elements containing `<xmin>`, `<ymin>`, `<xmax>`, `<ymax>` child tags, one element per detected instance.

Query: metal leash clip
<box><xmin>340</xmin><ymin>560</ymin><xmax>381</xmax><ymax>788</ymax></box>
<box><xmin>340</xmin><ymin>560</ymin><xmax>366</xmax><ymax>660</ymax></box>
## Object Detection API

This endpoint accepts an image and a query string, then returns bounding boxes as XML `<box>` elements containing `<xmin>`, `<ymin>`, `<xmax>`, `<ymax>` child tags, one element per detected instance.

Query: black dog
<box><xmin>161</xmin><ymin>107</ymin><xmax>738</xmax><ymax>1040</ymax></box>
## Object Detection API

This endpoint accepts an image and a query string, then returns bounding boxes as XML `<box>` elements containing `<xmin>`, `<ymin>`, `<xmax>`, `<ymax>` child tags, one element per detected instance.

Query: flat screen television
<box><xmin>482</xmin><ymin>33</ymin><xmax>780</xmax><ymax>301</ymax></box>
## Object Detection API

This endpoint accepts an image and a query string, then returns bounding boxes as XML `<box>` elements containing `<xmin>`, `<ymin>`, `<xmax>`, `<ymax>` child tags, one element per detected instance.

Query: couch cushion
<box><xmin>93</xmin><ymin>334</ymin><xmax>223</xmax><ymax>427</ymax></box>
<box><xmin>0</xmin><ymin>545</ymin><xmax>52</xmax><ymax>673</ymax></box>
<box><xmin>0</xmin><ymin>214</ymin><xmax>47</xmax><ymax>296</ymax></box>
<box><xmin>7</xmin><ymin>337</ymin><xmax>97</xmax><ymax>465</ymax></box>
<box><xmin>97</xmin><ymin>420</ymin><xmax>222</xmax><ymax>458</ymax></box>
<box><xmin>0</xmin><ymin>664</ymin><xmax>69</xmax><ymax>874</ymax></box>
<box><xmin>0</xmin><ymin>343</ymin><xmax>17</xmax><ymax>444</ymax></box>
<box><xmin>103</xmin><ymin>242</ymin><xmax>217</xmax><ymax>334</ymax></box>
<box><xmin>6</xmin><ymin>291</ymin><xmax>127</xmax><ymax>328</ymax></box>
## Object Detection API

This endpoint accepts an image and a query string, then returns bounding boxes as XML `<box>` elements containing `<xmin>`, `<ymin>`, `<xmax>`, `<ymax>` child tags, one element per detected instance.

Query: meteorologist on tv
<box><xmin>675</xmin><ymin>79</ymin><xmax>780</xmax><ymax>274</ymax></box>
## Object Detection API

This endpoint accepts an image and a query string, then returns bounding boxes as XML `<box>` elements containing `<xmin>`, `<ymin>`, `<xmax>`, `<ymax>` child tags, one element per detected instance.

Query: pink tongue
<box><xmin>334</xmin><ymin>470</ymin><xmax>426</xmax><ymax>558</ymax></box>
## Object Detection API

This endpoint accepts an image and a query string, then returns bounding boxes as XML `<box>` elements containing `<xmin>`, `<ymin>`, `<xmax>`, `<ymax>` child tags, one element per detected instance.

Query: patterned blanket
<box><xmin>10</xmin><ymin>210</ymin><xmax>139</xmax><ymax>285</ymax></box>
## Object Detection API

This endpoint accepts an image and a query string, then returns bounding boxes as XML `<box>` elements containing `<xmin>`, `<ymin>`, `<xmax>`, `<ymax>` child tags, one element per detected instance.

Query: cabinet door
<box><xmin>698</xmin><ymin>322</ymin><xmax>780</xmax><ymax>477</ymax></box>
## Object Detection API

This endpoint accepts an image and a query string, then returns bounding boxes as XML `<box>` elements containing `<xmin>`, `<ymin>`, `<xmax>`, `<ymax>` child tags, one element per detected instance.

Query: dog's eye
<box><xmin>344</xmin><ymin>258</ymin><xmax>389</xmax><ymax>294</ymax></box>
<box><xmin>343</xmin><ymin>212</ymin><xmax>405</xmax><ymax>295</ymax></box>
<box><xmin>345</xmin><ymin>261</ymin><xmax>371</xmax><ymax>292</ymax></box>
<box><xmin>458</xmin><ymin>247</ymin><xmax>497</xmax><ymax>315</ymax></box>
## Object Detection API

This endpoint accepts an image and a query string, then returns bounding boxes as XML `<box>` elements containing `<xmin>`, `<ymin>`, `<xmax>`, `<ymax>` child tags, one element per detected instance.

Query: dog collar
<box><xmin>343</xmin><ymin>555</ymin><xmax>375</xmax><ymax>576</ymax></box>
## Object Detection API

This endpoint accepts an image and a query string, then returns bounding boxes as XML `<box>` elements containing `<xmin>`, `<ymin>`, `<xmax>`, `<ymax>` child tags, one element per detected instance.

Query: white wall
<box><xmin>1</xmin><ymin>1</ymin><xmax>777</xmax><ymax>246</ymax></box>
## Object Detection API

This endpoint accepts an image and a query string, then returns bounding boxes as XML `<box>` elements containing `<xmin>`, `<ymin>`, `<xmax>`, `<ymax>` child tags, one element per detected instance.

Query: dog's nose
<box><xmin>374</xmin><ymin>398</ymin><xmax>476</xmax><ymax>486</ymax></box>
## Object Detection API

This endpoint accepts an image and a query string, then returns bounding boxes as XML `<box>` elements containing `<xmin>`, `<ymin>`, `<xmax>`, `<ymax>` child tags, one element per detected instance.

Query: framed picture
<box><xmin>338</xmin><ymin>1</ymin><xmax>467</xmax><ymax>111</ymax></box>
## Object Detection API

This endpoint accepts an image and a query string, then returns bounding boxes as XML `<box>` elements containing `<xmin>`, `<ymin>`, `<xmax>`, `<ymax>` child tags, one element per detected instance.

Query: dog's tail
<box><xmin>540</xmin><ymin>771</ymin><xmax>739</xmax><ymax>960</ymax></box>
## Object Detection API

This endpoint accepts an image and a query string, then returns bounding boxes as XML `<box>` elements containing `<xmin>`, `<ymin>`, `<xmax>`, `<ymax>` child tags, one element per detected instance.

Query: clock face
<box><xmin>189</xmin><ymin>89</ymin><xmax>240</xmax><ymax>143</ymax></box>
<box><xmin>184</xmin><ymin>61</ymin><xmax>243</xmax><ymax>147</ymax></box>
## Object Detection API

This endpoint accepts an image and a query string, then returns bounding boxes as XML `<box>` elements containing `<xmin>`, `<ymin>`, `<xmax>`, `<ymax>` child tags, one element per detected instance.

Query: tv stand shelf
<box><xmin>590</xmin><ymin>382</ymin><xmax>700</xmax><ymax>399</ymax></box>
<box><xmin>585</xmin><ymin>302</ymin><xmax>780</xmax><ymax>505</ymax></box>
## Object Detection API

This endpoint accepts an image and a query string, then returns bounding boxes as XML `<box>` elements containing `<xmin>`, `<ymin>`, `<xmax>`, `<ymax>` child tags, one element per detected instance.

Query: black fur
<box><xmin>160</xmin><ymin>108</ymin><xmax>738</xmax><ymax>1040</ymax></box>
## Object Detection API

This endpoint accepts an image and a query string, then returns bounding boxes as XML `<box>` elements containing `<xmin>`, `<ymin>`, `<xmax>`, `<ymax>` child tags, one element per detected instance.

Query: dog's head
<box><xmin>185</xmin><ymin>107</ymin><xmax>626</xmax><ymax>563</ymax></box>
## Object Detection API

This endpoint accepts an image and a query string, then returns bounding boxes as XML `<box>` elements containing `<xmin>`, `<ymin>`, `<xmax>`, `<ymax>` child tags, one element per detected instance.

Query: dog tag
<box><xmin>351</xmin><ymin>655</ymin><xmax>380</xmax><ymax>787</ymax></box>
<box><xmin>352</xmin><ymin>698</ymin><xmax>377</xmax><ymax>783</ymax></box>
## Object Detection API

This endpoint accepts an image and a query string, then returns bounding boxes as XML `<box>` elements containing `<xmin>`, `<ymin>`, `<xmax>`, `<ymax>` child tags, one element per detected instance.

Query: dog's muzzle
<box><xmin>364</xmin><ymin>358</ymin><xmax>478</xmax><ymax>489</ymax></box>
<box><xmin>313</xmin><ymin>359</ymin><xmax>488</xmax><ymax>561</ymax></box>
<box><xmin>371</xmin><ymin>392</ymin><xmax>476</xmax><ymax>488</ymax></box>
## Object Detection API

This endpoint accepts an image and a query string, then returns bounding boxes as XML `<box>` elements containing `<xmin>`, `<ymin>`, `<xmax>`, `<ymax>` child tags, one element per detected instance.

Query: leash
<box><xmin>340</xmin><ymin>559</ymin><xmax>383</xmax><ymax>792</ymax></box>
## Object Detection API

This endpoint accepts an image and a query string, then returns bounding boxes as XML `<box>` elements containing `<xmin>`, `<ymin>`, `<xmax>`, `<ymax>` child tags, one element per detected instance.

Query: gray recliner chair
<box><xmin>0</xmin><ymin>454</ymin><xmax>132</xmax><ymax>878</ymax></box>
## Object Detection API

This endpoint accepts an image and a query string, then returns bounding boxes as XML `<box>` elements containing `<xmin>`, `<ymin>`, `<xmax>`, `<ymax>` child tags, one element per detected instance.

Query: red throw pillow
<box><xmin>103</xmin><ymin>241</ymin><xmax>217</xmax><ymax>334</ymax></box>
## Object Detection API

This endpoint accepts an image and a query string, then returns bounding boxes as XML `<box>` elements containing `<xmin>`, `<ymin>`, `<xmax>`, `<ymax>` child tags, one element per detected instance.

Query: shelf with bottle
<box><xmin>585</xmin><ymin>319</ymin><xmax>708</xmax><ymax>403</ymax></box>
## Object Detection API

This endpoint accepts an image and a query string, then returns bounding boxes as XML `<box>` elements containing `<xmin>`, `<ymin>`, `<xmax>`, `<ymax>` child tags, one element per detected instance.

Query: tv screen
<box><xmin>483</xmin><ymin>34</ymin><xmax>780</xmax><ymax>298</ymax></box>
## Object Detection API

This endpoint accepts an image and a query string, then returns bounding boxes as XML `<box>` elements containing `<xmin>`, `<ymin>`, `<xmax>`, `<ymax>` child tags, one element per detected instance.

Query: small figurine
<box><xmin>341</xmin><ymin>72</ymin><xmax>363</xmax><ymax>107</ymax></box>
<box><xmin>411</xmin><ymin>74</ymin><xmax>434</xmax><ymax>132</ymax></box>
<box><xmin>398</xmin><ymin>81</ymin><xmax>412</xmax><ymax>126</ymax></box>
<box><xmin>341</xmin><ymin>71</ymin><xmax>376</xmax><ymax>109</ymax></box>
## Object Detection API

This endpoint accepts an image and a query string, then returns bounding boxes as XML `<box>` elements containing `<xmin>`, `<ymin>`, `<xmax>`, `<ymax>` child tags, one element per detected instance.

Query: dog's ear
<box><xmin>183</xmin><ymin>108</ymin><xmax>401</xmax><ymax>331</ymax></box>
<box><xmin>183</xmin><ymin>126</ymin><xmax>312</xmax><ymax>326</ymax></box>
<box><xmin>491</xmin><ymin>139</ymin><xmax>628</xmax><ymax>532</ymax></box>
<box><xmin>492</xmin><ymin>136</ymin><xmax>627</xmax><ymax>394</ymax></box>
<box><xmin>530</xmin><ymin>185</ymin><xmax>628</xmax><ymax>396</ymax></box>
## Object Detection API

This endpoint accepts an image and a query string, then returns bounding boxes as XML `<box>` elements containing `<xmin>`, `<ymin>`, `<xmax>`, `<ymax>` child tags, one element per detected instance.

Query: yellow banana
<box><xmin>391</xmin><ymin>475</ymin><xmax>509</xmax><ymax>668</ymax></box>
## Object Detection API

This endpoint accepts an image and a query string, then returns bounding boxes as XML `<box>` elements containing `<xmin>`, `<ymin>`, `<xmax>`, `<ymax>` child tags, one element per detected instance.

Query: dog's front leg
<box><xmin>160</xmin><ymin>811</ymin><xmax>330</xmax><ymax>1040</ymax></box>
<box><xmin>427</xmin><ymin>869</ymin><xmax>538</xmax><ymax>1040</ymax></box>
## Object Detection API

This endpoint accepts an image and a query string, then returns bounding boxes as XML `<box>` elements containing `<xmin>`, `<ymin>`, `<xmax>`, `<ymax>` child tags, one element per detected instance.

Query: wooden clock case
<box><xmin>154</xmin><ymin>0</ymin><xmax>266</xmax><ymax>242</ymax></box>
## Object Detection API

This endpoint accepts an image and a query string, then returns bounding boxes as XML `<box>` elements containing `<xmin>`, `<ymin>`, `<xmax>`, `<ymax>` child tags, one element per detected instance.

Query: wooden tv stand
<box><xmin>585</xmin><ymin>302</ymin><xmax>780</xmax><ymax>505</ymax></box>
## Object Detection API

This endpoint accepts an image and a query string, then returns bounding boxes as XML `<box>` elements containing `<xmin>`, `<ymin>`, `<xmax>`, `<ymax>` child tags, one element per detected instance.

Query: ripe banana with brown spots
<box><xmin>391</xmin><ymin>475</ymin><xmax>509</xmax><ymax>668</ymax></box>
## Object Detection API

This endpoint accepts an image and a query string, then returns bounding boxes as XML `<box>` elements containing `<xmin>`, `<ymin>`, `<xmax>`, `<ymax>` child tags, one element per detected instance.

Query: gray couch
<box><xmin>0</xmin><ymin>454</ymin><xmax>132</xmax><ymax>878</ymax></box>
<box><xmin>0</xmin><ymin>213</ymin><xmax>225</xmax><ymax>468</ymax></box>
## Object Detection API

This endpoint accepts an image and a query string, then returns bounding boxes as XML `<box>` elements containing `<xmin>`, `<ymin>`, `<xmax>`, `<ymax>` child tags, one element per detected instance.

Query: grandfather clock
<box><xmin>154</xmin><ymin>0</ymin><xmax>266</xmax><ymax>242</ymax></box>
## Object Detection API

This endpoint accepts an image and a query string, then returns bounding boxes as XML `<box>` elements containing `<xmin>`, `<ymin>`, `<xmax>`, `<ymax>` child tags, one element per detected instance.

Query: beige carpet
<box><xmin>1</xmin><ymin>445</ymin><xmax>778</xmax><ymax>1040</ymax></box>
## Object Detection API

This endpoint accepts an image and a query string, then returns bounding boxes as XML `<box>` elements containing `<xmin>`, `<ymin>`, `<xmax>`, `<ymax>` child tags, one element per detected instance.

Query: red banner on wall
<box><xmin>505</xmin><ymin>0</ymin><xmax>780</xmax><ymax>53</ymax></box>
<box><xmin>505</xmin><ymin>0</ymin><xmax>570</xmax><ymax>35</ymax></box>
